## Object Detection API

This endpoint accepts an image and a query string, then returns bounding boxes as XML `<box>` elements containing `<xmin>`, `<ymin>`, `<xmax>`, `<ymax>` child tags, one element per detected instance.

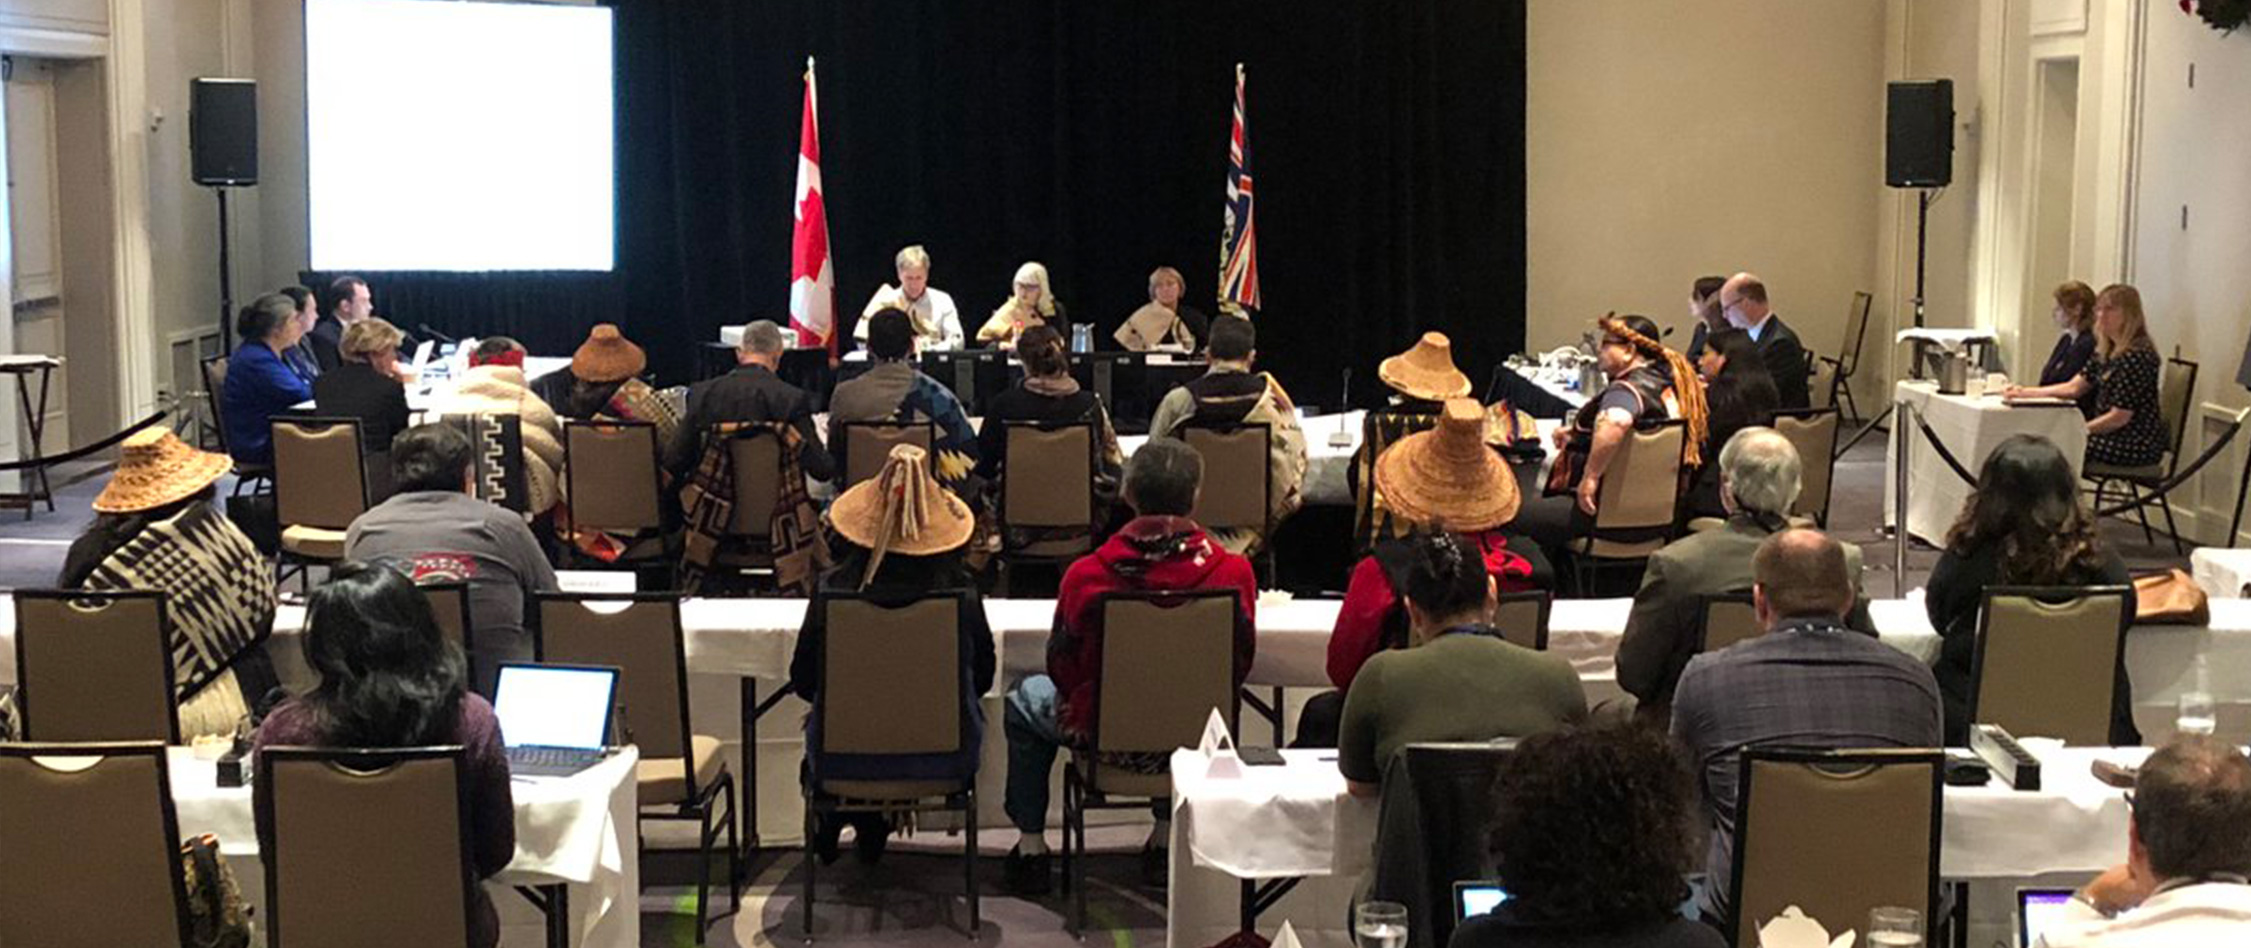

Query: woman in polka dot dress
<box><xmin>2004</xmin><ymin>283</ymin><xmax>2166</xmax><ymax>467</ymax></box>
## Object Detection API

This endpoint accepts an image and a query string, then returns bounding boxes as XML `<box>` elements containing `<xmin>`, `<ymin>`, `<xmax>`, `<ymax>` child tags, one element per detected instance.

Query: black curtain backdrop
<box><xmin>322</xmin><ymin>0</ymin><xmax>1524</xmax><ymax>407</ymax></box>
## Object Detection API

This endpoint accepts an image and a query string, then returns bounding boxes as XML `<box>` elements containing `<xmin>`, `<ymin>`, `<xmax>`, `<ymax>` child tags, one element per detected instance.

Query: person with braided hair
<box><xmin>1515</xmin><ymin>314</ymin><xmax>1708</xmax><ymax>575</ymax></box>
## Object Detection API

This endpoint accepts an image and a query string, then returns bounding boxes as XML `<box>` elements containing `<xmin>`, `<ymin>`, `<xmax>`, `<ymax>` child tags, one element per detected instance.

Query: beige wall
<box><xmin>1527</xmin><ymin>0</ymin><xmax>1888</xmax><ymax>377</ymax></box>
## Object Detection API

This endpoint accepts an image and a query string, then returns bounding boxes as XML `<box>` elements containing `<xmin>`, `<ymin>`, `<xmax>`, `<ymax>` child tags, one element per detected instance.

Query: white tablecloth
<box><xmin>1164</xmin><ymin>743</ymin><xmax>2149</xmax><ymax>948</ymax></box>
<box><xmin>2191</xmin><ymin>548</ymin><xmax>2251</xmax><ymax>599</ymax></box>
<box><xmin>168</xmin><ymin>744</ymin><xmax>641</xmax><ymax>948</ymax></box>
<box><xmin>1883</xmin><ymin>381</ymin><xmax>2089</xmax><ymax>544</ymax></box>
<box><xmin>292</xmin><ymin>356</ymin><xmax>571</xmax><ymax>414</ymax></box>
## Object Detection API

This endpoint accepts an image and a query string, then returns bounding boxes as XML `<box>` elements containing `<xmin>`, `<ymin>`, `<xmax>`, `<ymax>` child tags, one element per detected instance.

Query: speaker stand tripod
<box><xmin>1838</xmin><ymin>188</ymin><xmax>1935</xmax><ymax>459</ymax></box>
<box><xmin>186</xmin><ymin>186</ymin><xmax>237</xmax><ymax>450</ymax></box>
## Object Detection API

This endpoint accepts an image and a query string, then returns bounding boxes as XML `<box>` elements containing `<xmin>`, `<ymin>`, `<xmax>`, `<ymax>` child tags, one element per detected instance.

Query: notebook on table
<box><xmin>495</xmin><ymin>663</ymin><xmax>620</xmax><ymax>778</ymax></box>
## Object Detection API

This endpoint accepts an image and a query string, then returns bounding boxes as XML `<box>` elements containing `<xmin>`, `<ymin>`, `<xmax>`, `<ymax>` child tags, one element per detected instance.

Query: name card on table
<box><xmin>1198</xmin><ymin>708</ymin><xmax>1243</xmax><ymax>780</ymax></box>
<box><xmin>556</xmin><ymin>570</ymin><xmax>637</xmax><ymax>594</ymax></box>
<box><xmin>1271</xmin><ymin>921</ymin><xmax>1304</xmax><ymax>948</ymax></box>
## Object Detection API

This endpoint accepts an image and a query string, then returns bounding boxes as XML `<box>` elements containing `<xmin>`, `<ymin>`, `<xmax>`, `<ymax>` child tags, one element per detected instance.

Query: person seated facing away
<box><xmin>975</xmin><ymin>324</ymin><xmax>1124</xmax><ymax>548</ymax></box>
<box><xmin>2004</xmin><ymin>284</ymin><xmax>2168</xmax><ymax>469</ymax></box>
<box><xmin>2036</xmin><ymin>736</ymin><xmax>2251</xmax><ymax>947</ymax></box>
<box><xmin>313</xmin><ymin>317</ymin><xmax>413</xmax><ymax>500</ymax></box>
<box><xmin>1717</xmin><ymin>272</ymin><xmax>1810</xmax><ymax>409</ymax></box>
<box><xmin>307</xmin><ymin>274</ymin><xmax>373</xmax><ymax>373</ymax></box>
<box><xmin>1338</xmin><ymin>532</ymin><xmax>1586</xmax><ymax>797</ymax></box>
<box><xmin>1114</xmin><ymin>266</ymin><xmax>1211</xmax><ymax>352</ymax></box>
<box><xmin>2040</xmin><ymin>280</ymin><xmax>2101</xmax><ymax>418</ymax></box>
<box><xmin>1671</xmin><ymin>528</ymin><xmax>1941</xmax><ymax>928</ymax></box>
<box><xmin>1350</xmin><ymin>332</ymin><xmax>1470</xmax><ymax>549</ymax></box>
<box><xmin>1685</xmin><ymin>327</ymin><xmax>1778</xmax><ymax>520</ymax></box>
<box><xmin>221</xmin><ymin>292</ymin><xmax>316</xmax><ymax>468</ymax></box>
<box><xmin>253</xmin><ymin>562</ymin><xmax>513</xmax><ymax>948</ymax></box>
<box><xmin>1926</xmin><ymin>434</ymin><xmax>2138</xmax><ymax>746</ymax></box>
<box><xmin>789</xmin><ymin>445</ymin><xmax>996</xmax><ymax>865</ymax></box>
<box><xmin>1620</xmin><ymin>428</ymin><xmax>1874</xmax><ymax>718</ymax></box>
<box><xmin>277</xmin><ymin>284</ymin><xmax>325</xmax><ymax>381</ymax></box>
<box><xmin>856</xmin><ymin>244</ymin><xmax>964</xmax><ymax>351</ymax></box>
<box><xmin>1301</xmin><ymin>398</ymin><xmax>1551</xmax><ymax>748</ymax></box>
<box><xmin>1000</xmin><ymin>438</ymin><xmax>1259</xmax><ymax>895</ymax></box>
<box><xmin>1147</xmin><ymin>315</ymin><xmax>1308</xmax><ymax>554</ymax></box>
<box><xmin>1683</xmin><ymin>274</ymin><xmax>1729</xmax><ymax>362</ymax></box>
<box><xmin>977</xmin><ymin>260</ymin><xmax>1068</xmax><ymax>348</ymax></box>
<box><xmin>1450</xmin><ymin>723</ymin><xmax>1725</xmax><ymax>948</ymax></box>
<box><xmin>667</xmin><ymin>319</ymin><xmax>834</xmax><ymax>484</ymax></box>
<box><xmin>532</xmin><ymin>323</ymin><xmax>680</xmax><ymax>448</ymax></box>
<box><xmin>430</xmin><ymin>337</ymin><xmax>567</xmax><ymax>517</ymax></box>
<box><xmin>828</xmin><ymin>308</ymin><xmax>982</xmax><ymax>496</ymax></box>
<box><xmin>62</xmin><ymin>427</ymin><xmax>280</xmax><ymax>739</ymax></box>
<box><xmin>345</xmin><ymin>423</ymin><xmax>559</xmax><ymax>697</ymax></box>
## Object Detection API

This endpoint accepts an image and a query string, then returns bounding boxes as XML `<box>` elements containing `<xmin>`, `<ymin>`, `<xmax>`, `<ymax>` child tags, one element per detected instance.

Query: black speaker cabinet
<box><xmin>190</xmin><ymin>77</ymin><xmax>258</xmax><ymax>186</ymax></box>
<box><xmin>1886</xmin><ymin>79</ymin><xmax>1953</xmax><ymax>188</ymax></box>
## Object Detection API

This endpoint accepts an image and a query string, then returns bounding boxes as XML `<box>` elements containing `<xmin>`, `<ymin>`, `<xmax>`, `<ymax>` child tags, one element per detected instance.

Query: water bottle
<box><xmin>1071</xmin><ymin>324</ymin><xmax>1094</xmax><ymax>354</ymax></box>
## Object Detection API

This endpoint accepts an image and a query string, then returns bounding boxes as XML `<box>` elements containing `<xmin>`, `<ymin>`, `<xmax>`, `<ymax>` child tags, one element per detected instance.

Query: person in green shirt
<box><xmin>1338</xmin><ymin>532</ymin><xmax>1589</xmax><ymax>796</ymax></box>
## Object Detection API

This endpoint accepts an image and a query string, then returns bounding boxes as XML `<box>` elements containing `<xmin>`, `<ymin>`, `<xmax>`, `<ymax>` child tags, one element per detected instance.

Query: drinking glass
<box><xmin>1355</xmin><ymin>901</ymin><xmax>1408</xmax><ymax>948</ymax></box>
<box><xmin>1867</xmin><ymin>906</ymin><xmax>1923</xmax><ymax>947</ymax></box>
<box><xmin>2178</xmin><ymin>691</ymin><xmax>2218</xmax><ymax>737</ymax></box>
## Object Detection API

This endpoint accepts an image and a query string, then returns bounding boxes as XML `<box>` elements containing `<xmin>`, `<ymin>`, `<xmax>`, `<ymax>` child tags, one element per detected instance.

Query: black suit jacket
<box><xmin>1754</xmin><ymin>314</ymin><xmax>1811</xmax><ymax>409</ymax></box>
<box><xmin>665</xmin><ymin>363</ymin><xmax>835</xmax><ymax>482</ymax></box>
<box><xmin>308</xmin><ymin>316</ymin><xmax>345</xmax><ymax>372</ymax></box>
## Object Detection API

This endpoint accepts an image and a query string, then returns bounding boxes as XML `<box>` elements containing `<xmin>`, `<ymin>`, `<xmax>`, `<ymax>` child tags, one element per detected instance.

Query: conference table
<box><xmin>288</xmin><ymin>355</ymin><xmax>573</xmax><ymax>415</ymax></box>
<box><xmin>167</xmin><ymin>743</ymin><xmax>640</xmax><ymax>948</ymax></box>
<box><xmin>1163</xmin><ymin>743</ymin><xmax>2150</xmax><ymax>948</ymax></box>
<box><xmin>1883</xmin><ymin>380</ymin><xmax>2089</xmax><ymax>544</ymax></box>
<box><xmin>2192</xmin><ymin>547</ymin><xmax>2251</xmax><ymax>599</ymax></box>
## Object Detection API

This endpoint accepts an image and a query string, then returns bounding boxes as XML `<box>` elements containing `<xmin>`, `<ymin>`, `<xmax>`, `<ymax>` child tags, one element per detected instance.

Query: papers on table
<box><xmin>555</xmin><ymin>570</ymin><xmax>637</xmax><ymax>594</ymax></box>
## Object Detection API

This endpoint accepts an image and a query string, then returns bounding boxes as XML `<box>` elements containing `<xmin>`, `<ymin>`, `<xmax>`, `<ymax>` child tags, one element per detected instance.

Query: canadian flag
<box><xmin>788</xmin><ymin>58</ymin><xmax>836</xmax><ymax>355</ymax></box>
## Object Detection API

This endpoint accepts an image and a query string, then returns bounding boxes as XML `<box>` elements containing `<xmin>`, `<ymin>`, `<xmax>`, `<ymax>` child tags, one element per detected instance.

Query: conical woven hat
<box><xmin>829</xmin><ymin>445</ymin><xmax>976</xmax><ymax>584</ymax></box>
<box><xmin>571</xmin><ymin>324</ymin><xmax>647</xmax><ymax>382</ymax></box>
<box><xmin>1373</xmin><ymin>398</ymin><xmax>1521</xmax><ymax>532</ymax></box>
<box><xmin>93</xmin><ymin>427</ymin><xmax>231</xmax><ymax>513</ymax></box>
<box><xmin>1377</xmin><ymin>332</ymin><xmax>1473</xmax><ymax>401</ymax></box>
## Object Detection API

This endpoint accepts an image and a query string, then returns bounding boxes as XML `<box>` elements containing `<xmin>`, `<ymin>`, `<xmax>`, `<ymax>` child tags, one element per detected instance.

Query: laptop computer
<box><xmin>1453</xmin><ymin>880</ymin><xmax>1512</xmax><ymax>922</ymax></box>
<box><xmin>2017</xmin><ymin>888</ymin><xmax>2076</xmax><ymax>947</ymax></box>
<box><xmin>495</xmin><ymin>663</ymin><xmax>620</xmax><ymax>778</ymax></box>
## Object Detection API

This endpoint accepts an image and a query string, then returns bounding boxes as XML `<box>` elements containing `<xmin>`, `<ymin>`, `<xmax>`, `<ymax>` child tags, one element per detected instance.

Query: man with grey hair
<box><xmin>2039</xmin><ymin>736</ymin><xmax>2251</xmax><ymax>945</ymax></box>
<box><xmin>855</xmin><ymin>244</ymin><xmax>963</xmax><ymax>350</ymax></box>
<box><xmin>664</xmin><ymin>318</ymin><xmax>834</xmax><ymax>481</ymax></box>
<box><xmin>1617</xmin><ymin>427</ymin><xmax>1872</xmax><ymax>715</ymax></box>
<box><xmin>1671</xmin><ymin>528</ymin><xmax>1941</xmax><ymax>927</ymax></box>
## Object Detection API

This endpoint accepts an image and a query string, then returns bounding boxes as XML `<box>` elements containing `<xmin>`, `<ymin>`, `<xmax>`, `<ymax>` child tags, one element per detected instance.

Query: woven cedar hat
<box><xmin>570</xmin><ymin>324</ymin><xmax>647</xmax><ymax>383</ymax></box>
<box><xmin>1377</xmin><ymin>332</ymin><xmax>1473</xmax><ymax>401</ymax></box>
<box><xmin>829</xmin><ymin>444</ymin><xmax>975</xmax><ymax>585</ymax></box>
<box><xmin>94</xmin><ymin>427</ymin><xmax>232</xmax><ymax>514</ymax></box>
<box><xmin>1373</xmin><ymin>398</ymin><xmax>1521</xmax><ymax>532</ymax></box>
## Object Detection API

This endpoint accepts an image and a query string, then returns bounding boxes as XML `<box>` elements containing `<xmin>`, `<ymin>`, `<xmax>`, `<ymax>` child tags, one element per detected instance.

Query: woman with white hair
<box><xmin>977</xmin><ymin>261</ymin><xmax>1068</xmax><ymax>348</ymax></box>
<box><xmin>857</xmin><ymin>244</ymin><xmax>963</xmax><ymax>350</ymax></box>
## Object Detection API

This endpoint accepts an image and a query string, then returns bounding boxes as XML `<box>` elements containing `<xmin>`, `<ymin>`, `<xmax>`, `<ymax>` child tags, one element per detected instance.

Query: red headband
<box><xmin>471</xmin><ymin>349</ymin><xmax>526</xmax><ymax>369</ymax></box>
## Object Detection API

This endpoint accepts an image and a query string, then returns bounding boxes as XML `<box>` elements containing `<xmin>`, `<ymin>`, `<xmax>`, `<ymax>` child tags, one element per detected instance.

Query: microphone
<box><xmin>417</xmin><ymin>323</ymin><xmax>458</xmax><ymax>345</ymax></box>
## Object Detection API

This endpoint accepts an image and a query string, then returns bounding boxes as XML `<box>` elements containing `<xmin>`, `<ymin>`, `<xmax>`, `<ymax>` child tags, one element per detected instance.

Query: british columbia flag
<box><xmin>1218</xmin><ymin>63</ymin><xmax>1260</xmax><ymax>317</ymax></box>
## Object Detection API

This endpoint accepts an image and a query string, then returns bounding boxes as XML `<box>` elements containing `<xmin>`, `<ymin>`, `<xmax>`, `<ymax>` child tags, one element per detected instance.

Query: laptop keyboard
<box><xmin>508</xmin><ymin>747</ymin><xmax>599</xmax><ymax>770</ymax></box>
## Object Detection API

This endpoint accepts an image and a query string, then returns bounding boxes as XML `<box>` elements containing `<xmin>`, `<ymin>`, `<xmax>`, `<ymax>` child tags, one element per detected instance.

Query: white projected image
<box><xmin>306</xmin><ymin>0</ymin><xmax>614</xmax><ymax>271</ymax></box>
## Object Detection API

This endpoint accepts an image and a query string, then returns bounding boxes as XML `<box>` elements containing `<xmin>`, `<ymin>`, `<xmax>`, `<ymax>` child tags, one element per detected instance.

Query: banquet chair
<box><xmin>272</xmin><ymin>416</ymin><xmax>371</xmax><ymax>590</ymax></box>
<box><xmin>1369</xmin><ymin>741</ymin><xmax>1519</xmax><ymax>948</ymax></box>
<box><xmin>801</xmin><ymin>592</ymin><xmax>981</xmax><ymax>939</ymax></box>
<box><xmin>1697</xmin><ymin>592</ymin><xmax>1763</xmax><ymax>654</ymax></box>
<box><xmin>1492</xmin><ymin>590</ymin><xmax>1552</xmax><ymax>651</ymax></box>
<box><xmin>537</xmin><ymin>592</ymin><xmax>741</xmax><ymax>941</ymax></box>
<box><xmin>1730</xmin><ymin>747</ymin><xmax>1944</xmax><ymax>948</ymax></box>
<box><xmin>1063</xmin><ymin>588</ymin><xmax>1244</xmax><ymax>935</ymax></box>
<box><xmin>2083</xmin><ymin>356</ymin><xmax>2198</xmax><ymax>554</ymax></box>
<box><xmin>201</xmin><ymin>354</ymin><xmax>272</xmax><ymax>494</ymax></box>
<box><xmin>699</xmin><ymin>423</ymin><xmax>788</xmax><ymax>591</ymax></box>
<box><xmin>1180</xmin><ymin>422</ymin><xmax>1276</xmax><ymax>574</ymax></box>
<box><xmin>1568</xmin><ymin>420</ymin><xmax>1686</xmax><ymax>594</ymax></box>
<box><xmin>417</xmin><ymin>581</ymin><xmax>484</xmax><ymax>694</ymax></box>
<box><xmin>0</xmin><ymin>741</ymin><xmax>194</xmax><ymax>948</ymax></box>
<box><xmin>1970</xmin><ymin>586</ymin><xmax>2132</xmax><ymax>746</ymax></box>
<box><xmin>1821</xmin><ymin>291</ymin><xmax>1874</xmax><ymax>423</ymax></box>
<box><xmin>562</xmin><ymin>419</ymin><xmax>672</xmax><ymax>582</ymax></box>
<box><xmin>997</xmin><ymin>420</ymin><xmax>1099</xmax><ymax>595</ymax></box>
<box><xmin>1773</xmin><ymin>408</ymin><xmax>1840</xmax><ymax>526</ymax></box>
<box><xmin>11</xmin><ymin>589</ymin><xmax>178</xmax><ymax>743</ymax></box>
<box><xmin>839</xmin><ymin>420</ymin><xmax>933</xmax><ymax>491</ymax></box>
<box><xmin>259</xmin><ymin>746</ymin><xmax>474</xmax><ymax>948</ymax></box>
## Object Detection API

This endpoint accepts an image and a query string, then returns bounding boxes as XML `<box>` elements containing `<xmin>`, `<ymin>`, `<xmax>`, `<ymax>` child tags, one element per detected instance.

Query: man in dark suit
<box><xmin>1720</xmin><ymin>272</ymin><xmax>1811</xmax><ymax>409</ymax></box>
<box><xmin>309</xmin><ymin>274</ymin><xmax>372</xmax><ymax>372</ymax></box>
<box><xmin>664</xmin><ymin>319</ymin><xmax>835</xmax><ymax>482</ymax></box>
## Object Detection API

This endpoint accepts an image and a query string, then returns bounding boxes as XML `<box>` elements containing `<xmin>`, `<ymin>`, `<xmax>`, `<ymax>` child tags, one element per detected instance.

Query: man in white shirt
<box><xmin>2039</xmin><ymin>736</ymin><xmax>2251</xmax><ymax>946</ymax></box>
<box><xmin>855</xmin><ymin>244</ymin><xmax>963</xmax><ymax>350</ymax></box>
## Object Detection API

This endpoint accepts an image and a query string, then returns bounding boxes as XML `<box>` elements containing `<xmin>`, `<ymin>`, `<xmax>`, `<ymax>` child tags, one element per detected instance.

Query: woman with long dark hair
<box><xmin>253</xmin><ymin>562</ymin><xmax>515</xmax><ymax>948</ymax></box>
<box><xmin>1686</xmin><ymin>328</ymin><xmax>1779</xmax><ymax>519</ymax></box>
<box><xmin>1925</xmin><ymin>434</ymin><xmax>2139</xmax><ymax>745</ymax></box>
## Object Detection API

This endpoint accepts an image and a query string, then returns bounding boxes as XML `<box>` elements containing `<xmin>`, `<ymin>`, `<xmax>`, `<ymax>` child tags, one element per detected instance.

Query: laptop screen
<box><xmin>2017</xmin><ymin>889</ymin><xmax>2075</xmax><ymax>947</ymax></box>
<box><xmin>1453</xmin><ymin>881</ymin><xmax>1511</xmax><ymax>922</ymax></box>
<box><xmin>495</xmin><ymin>663</ymin><xmax>618</xmax><ymax>751</ymax></box>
